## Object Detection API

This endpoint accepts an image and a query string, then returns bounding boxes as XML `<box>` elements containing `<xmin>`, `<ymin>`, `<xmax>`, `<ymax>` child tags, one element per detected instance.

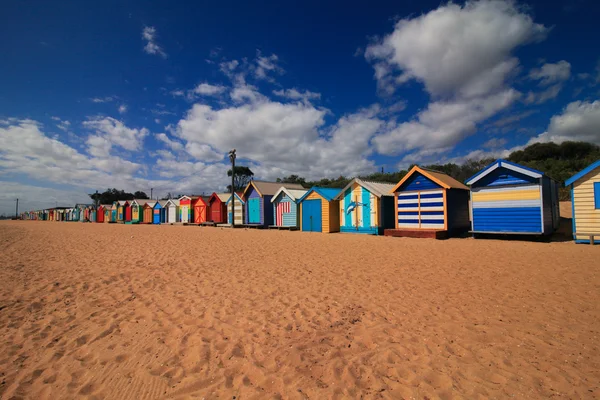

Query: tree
<box><xmin>227</xmin><ymin>166</ymin><xmax>254</xmax><ymax>192</ymax></box>
<box><xmin>134</xmin><ymin>191</ymin><xmax>149</xmax><ymax>199</ymax></box>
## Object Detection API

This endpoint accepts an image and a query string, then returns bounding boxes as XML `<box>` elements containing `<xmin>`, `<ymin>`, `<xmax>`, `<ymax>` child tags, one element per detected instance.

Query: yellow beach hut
<box><xmin>565</xmin><ymin>160</ymin><xmax>600</xmax><ymax>244</ymax></box>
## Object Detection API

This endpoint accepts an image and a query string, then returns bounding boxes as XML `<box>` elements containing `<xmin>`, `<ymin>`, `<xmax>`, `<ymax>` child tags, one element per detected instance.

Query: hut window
<box><xmin>594</xmin><ymin>182</ymin><xmax>600</xmax><ymax>209</ymax></box>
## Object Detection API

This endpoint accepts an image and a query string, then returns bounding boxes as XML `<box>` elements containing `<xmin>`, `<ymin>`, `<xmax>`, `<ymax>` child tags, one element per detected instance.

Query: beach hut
<box><xmin>152</xmin><ymin>201</ymin><xmax>162</xmax><ymax>224</ymax></box>
<box><xmin>298</xmin><ymin>187</ymin><xmax>342</xmax><ymax>233</ymax></box>
<box><xmin>89</xmin><ymin>206</ymin><xmax>97</xmax><ymax>222</ymax></box>
<box><xmin>162</xmin><ymin>199</ymin><xmax>179</xmax><ymax>223</ymax></box>
<box><xmin>226</xmin><ymin>192</ymin><xmax>245</xmax><ymax>225</ymax></box>
<box><xmin>131</xmin><ymin>199</ymin><xmax>151</xmax><ymax>224</ymax></box>
<box><xmin>466</xmin><ymin>159</ymin><xmax>560</xmax><ymax>236</ymax></box>
<box><xmin>565</xmin><ymin>160</ymin><xmax>600</xmax><ymax>244</ymax></box>
<box><xmin>387</xmin><ymin>166</ymin><xmax>470</xmax><ymax>238</ymax></box>
<box><xmin>270</xmin><ymin>187</ymin><xmax>307</xmax><ymax>228</ymax></box>
<box><xmin>334</xmin><ymin>179</ymin><xmax>396</xmax><ymax>235</ymax></box>
<box><xmin>143</xmin><ymin>201</ymin><xmax>156</xmax><ymax>223</ymax></box>
<box><xmin>192</xmin><ymin>196</ymin><xmax>209</xmax><ymax>224</ymax></box>
<box><xmin>179</xmin><ymin>196</ymin><xmax>192</xmax><ymax>223</ymax></box>
<box><xmin>97</xmin><ymin>205</ymin><xmax>106</xmax><ymax>223</ymax></box>
<box><xmin>110</xmin><ymin>202</ymin><xmax>118</xmax><ymax>222</ymax></box>
<box><xmin>242</xmin><ymin>181</ymin><xmax>305</xmax><ymax>226</ymax></box>
<box><xmin>207</xmin><ymin>193</ymin><xmax>229</xmax><ymax>223</ymax></box>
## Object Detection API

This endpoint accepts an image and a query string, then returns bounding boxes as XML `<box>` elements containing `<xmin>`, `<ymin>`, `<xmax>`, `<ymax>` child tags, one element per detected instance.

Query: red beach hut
<box><xmin>192</xmin><ymin>196</ymin><xmax>209</xmax><ymax>224</ymax></box>
<box><xmin>207</xmin><ymin>192</ymin><xmax>228</xmax><ymax>223</ymax></box>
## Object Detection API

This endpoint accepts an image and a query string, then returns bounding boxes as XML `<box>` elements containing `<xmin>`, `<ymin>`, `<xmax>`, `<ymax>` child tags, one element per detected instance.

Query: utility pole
<box><xmin>15</xmin><ymin>198</ymin><xmax>19</xmax><ymax>219</ymax></box>
<box><xmin>150</xmin><ymin>188</ymin><xmax>153</xmax><ymax>200</ymax></box>
<box><xmin>228</xmin><ymin>149</ymin><xmax>236</xmax><ymax>227</ymax></box>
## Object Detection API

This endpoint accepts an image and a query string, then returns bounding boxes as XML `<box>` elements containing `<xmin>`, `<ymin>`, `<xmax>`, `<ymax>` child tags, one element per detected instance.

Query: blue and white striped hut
<box><xmin>387</xmin><ymin>166</ymin><xmax>470</xmax><ymax>238</ymax></box>
<box><xmin>270</xmin><ymin>187</ymin><xmax>307</xmax><ymax>229</ymax></box>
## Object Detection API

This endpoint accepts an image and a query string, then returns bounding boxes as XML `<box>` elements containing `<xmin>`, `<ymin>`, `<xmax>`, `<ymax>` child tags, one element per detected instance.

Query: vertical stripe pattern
<box><xmin>397</xmin><ymin>190</ymin><xmax>445</xmax><ymax>229</ymax></box>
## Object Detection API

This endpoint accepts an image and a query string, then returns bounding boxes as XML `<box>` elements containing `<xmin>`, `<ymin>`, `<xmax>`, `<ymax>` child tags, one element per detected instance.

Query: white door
<box><xmin>181</xmin><ymin>206</ymin><xmax>189</xmax><ymax>223</ymax></box>
<box><xmin>168</xmin><ymin>206</ymin><xmax>176</xmax><ymax>223</ymax></box>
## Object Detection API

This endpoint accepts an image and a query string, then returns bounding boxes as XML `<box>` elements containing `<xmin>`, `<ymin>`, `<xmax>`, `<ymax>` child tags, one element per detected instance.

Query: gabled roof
<box><xmin>271</xmin><ymin>187</ymin><xmax>308</xmax><ymax>203</ymax></box>
<box><xmin>163</xmin><ymin>198</ymin><xmax>180</xmax><ymax>207</ymax></box>
<box><xmin>100</xmin><ymin>204</ymin><xmax>112</xmax><ymax>209</ymax></box>
<box><xmin>565</xmin><ymin>160</ymin><xmax>600</xmax><ymax>187</ymax></box>
<box><xmin>466</xmin><ymin>159</ymin><xmax>544</xmax><ymax>186</ymax></box>
<box><xmin>391</xmin><ymin>166</ymin><xmax>469</xmax><ymax>192</ymax></box>
<box><xmin>143</xmin><ymin>201</ymin><xmax>157</xmax><ymax>208</ymax></box>
<box><xmin>216</xmin><ymin>193</ymin><xmax>230</xmax><ymax>202</ymax></box>
<box><xmin>158</xmin><ymin>200</ymin><xmax>169</xmax><ymax>207</ymax></box>
<box><xmin>298</xmin><ymin>187</ymin><xmax>342</xmax><ymax>202</ymax></box>
<box><xmin>334</xmin><ymin>178</ymin><xmax>395</xmax><ymax>200</ymax></box>
<box><xmin>153</xmin><ymin>201</ymin><xmax>162</xmax><ymax>208</ymax></box>
<box><xmin>131</xmin><ymin>199</ymin><xmax>152</xmax><ymax>206</ymax></box>
<box><xmin>242</xmin><ymin>180</ymin><xmax>305</xmax><ymax>198</ymax></box>
<box><xmin>225</xmin><ymin>192</ymin><xmax>245</xmax><ymax>204</ymax></box>
<box><xmin>117</xmin><ymin>200</ymin><xmax>130</xmax><ymax>206</ymax></box>
<box><xmin>179</xmin><ymin>195</ymin><xmax>191</xmax><ymax>201</ymax></box>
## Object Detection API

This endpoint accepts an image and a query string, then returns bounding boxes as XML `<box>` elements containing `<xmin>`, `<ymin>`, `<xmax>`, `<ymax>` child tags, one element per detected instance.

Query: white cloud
<box><xmin>90</xmin><ymin>96</ymin><xmax>115</xmax><ymax>103</ymax></box>
<box><xmin>272</xmin><ymin>88</ymin><xmax>321</xmax><ymax>103</ymax></box>
<box><xmin>154</xmin><ymin>118</ymin><xmax>161</xmax><ymax>124</ymax></box>
<box><xmin>118</xmin><ymin>104</ymin><xmax>128</xmax><ymax>114</ymax></box>
<box><xmin>193</xmin><ymin>83</ymin><xmax>226</xmax><ymax>96</ymax></box>
<box><xmin>171</xmin><ymin>90</ymin><xmax>185</xmax><ymax>97</ymax></box>
<box><xmin>529</xmin><ymin>100</ymin><xmax>600</xmax><ymax>145</ymax></box>
<box><xmin>365</xmin><ymin>0</ymin><xmax>547</xmax><ymax>98</ymax></box>
<box><xmin>254</xmin><ymin>51</ymin><xmax>284</xmax><ymax>81</ymax></box>
<box><xmin>155</xmin><ymin>133</ymin><xmax>185</xmax><ymax>152</ymax></box>
<box><xmin>83</xmin><ymin>117</ymin><xmax>149</xmax><ymax>153</ymax></box>
<box><xmin>374</xmin><ymin>89</ymin><xmax>520</xmax><ymax>157</ymax></box>
<box><xmin>524</xmin><ymin>84</ymin><xmax>562</xmax><ymax>104</ymax></box>
<box><xmin>482</xmin><ymin>137</ymin><xmax>508</xmax><ymax>149</ymax></box>
<box><xmin>529</xmin><ymin>60</ymin><xmax>571</xmax><ymax>86</ymax></box>
<box><xmin>142</xmin><ymin>26</ymin><xmax>167</xmax><ymax>58</ymax></box>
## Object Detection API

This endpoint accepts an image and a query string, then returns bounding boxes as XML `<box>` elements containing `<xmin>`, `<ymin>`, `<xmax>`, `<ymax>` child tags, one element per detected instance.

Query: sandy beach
<box><xmin>0</xmin><ymin>221</ymin><xmax>598</xmax><ymax>399</ymax></box>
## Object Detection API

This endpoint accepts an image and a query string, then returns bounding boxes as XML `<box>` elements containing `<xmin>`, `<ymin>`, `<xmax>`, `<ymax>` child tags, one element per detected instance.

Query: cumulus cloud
<box><xmin>90</xmin><ymin>96</ymin><xmax>115</xmax><ymax>103</ymax></box>
<box><xmin>142</xmin><ymin>26</ymin><xmax>167</xmax><ymax>58</ymax></box>
<box><xmin>155</xmin><ymin>133</ymin><xmax>185</xmax><ymax>152</ymax></box>
<box><xmin>254</xmin><ymin>51</ymin><xmax>284</xmax><ymax>81</ymax></box>
<box><xmin>193</xmin><ymin>83</ymin><xmax>226</xmax><ymax>96</ymax></box>
<box><xmin>529</xmin><ymin>60</ymin><xmax>571</xmax><ymax>86</ymax></box>
<box><xmin>530</xmin><ymin>100</ymin><xmax>600</xmax><ymax>145</ymax></box>
<box><xmin>83</xmin><ymin>117</ymin><xmax>149</xmax><ymax>153</ymax></box>
<box><xmin>365</xmin><ymin>0</ymin><xmax>547</xmax><ymax>98</ymax></box>
<box><xmin>272</xmin><ymin>88</ymin><xmax>321</xmax><ymax>103</ymax></box>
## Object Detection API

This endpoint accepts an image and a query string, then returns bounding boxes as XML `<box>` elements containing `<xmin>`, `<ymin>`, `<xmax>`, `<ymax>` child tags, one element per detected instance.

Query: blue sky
<box><xmin>1</xmin><ymin>0</ymin><xmax>599</xmax><ymax>215</ymax></box>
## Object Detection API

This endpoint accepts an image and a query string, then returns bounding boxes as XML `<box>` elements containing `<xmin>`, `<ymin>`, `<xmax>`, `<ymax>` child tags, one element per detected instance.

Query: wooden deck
<box><xmin>384</xmin><ymin>229</ymin><xmax>448</xmax><ymax>239</ymax></box>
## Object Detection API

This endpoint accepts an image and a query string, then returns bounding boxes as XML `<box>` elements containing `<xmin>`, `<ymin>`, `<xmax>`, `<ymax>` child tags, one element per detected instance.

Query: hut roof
<box><xmin>132</xmin><ymin>199</ymin><xmax>152</xmax><ymax>206</ymax></box>
<box><xmin>163</xmin><ymin>198</ymin><xmax>180</xmax><ymax>207</ymax></box>
<box><xmin>226</xmin><ymin>192</ymin><xmax>245</xmax><ymax>204</ymax></box>
<box><xmin>243</xmin><ymin>180</ymin><xmax>305</xmax><ymax>197</ymax></box>
<box><xmin>391</xmin><ymin>166</ymin><xmax>469</xmax><ymax>192</ymax></box>
<box><xmin>565</xmin><ymin>160</ymin><xmax>600</xmax><ymax>186</ymax></box>
<box><xmin>334</xmin><ymin>178</ymin><xmax>395</xmax><ymax>200</ymax></box>
<box><xmin>299</xmin><ymin>187</ymin><xmax>342</xmax><ymax>202</ymax></box>
<box><xmin>271</xmin><ymin>187</ymin><xmax>308</xmax><ymax>202</ymax></box>
<box><xmin>117</xmin><ymin>200</ymin><xmax>129</xmax><ymax>206</ymax></box>
<box><xmin>465</xmin><ymin>159</ymin><xmax>545</xmax><ymax>186</ymax></box>
<box><xmin>144</xmin><ymin>201</ymin><xmax>157</xmax><ymax>208</ymax></box>
<box><xmin>216</xmin><ymin>193</ymin><xmax>230</xmax><ymax>202</ymax></box>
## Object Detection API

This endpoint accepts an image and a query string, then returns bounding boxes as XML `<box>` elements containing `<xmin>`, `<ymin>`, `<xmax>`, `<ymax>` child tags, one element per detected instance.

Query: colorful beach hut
<box><xmin>110</xmin><ymin>202</ymin><xmax>118</xmax><ymax>222</ymax></box>
<box><xmin>387</xmin><ymin>166</ymin><xmax>470</xmax><ymax>238</ymax></box>
<box><xmin>243</xmin><ymin>181</ymin><xmax>305</xmax><ymax>226</ymax></box>
<box><xmin>116</xmin><ymin>200</ymin><xmax>129</xmax><ymax>222</ymax></box>
<box><xmin>334</xmin><ymin>179</ymin><xmax>396</xmax><ymax>235</ymax></box>
<box><xmin>466</xmin><ymin>159</ymin><xmax>559</xmax><ymax>236</ymax></box>
<box><xmin>298</xmin><ymin>187</ymin><xmax>342</xmax><ymax>233</ymax></box>
<box><xmin>565</xmin><ymin>160</ymin><xmax>600</xmax><ymax>244</ymax></box>
<box><xmin>179</xmin><ymin>196</ymin><xmax>192</xmax><ymax>223</ymax></box>
<box><xmin>270</xmin><ymin>187</ymin><xmax>307</xmax><ymax>228</ymax></box>
<box><xmin>226</xmin><ymin>192</ymin><xmax>245</xmax><ymax>225</ymax></box>
<box><xmin>207</xmin><ymin>193</ymin><xmax>229</xmax><ymax>223</ymax></box>
<box><xmin>192</xmin><ymin>196</ymin><xmax>209</xmax><ymax>224</ymax></box>
<box><xmin>162</xmin><ymin>199</ymin><xmax>179</xmax><ymax>223</ymax></box>
<box><xmin>143</xmin><ymin>201</ymin><xmax>156</xmax><ymax>224</ymax></box>
<box><xmin>152</xmin><ymin>201</ymin><xmax>162</xmax><ymax>224</ymax></box>
<box><xmin>97</xmin><ymin>205</ymin><xmax>107</xmax><ymax>223</ymax></box>
<box><xmin>131</xmin><ymin>199</ymin><xmax>151</xmax><ymax>224</ymax></box>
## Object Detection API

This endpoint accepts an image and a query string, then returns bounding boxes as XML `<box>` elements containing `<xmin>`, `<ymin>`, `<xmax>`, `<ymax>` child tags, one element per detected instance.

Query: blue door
<box><xmin>153</xmin><ymin>209</ymin><xmax>161</xmax><ymax>224</ymax></box>
<box><xmin>248</xmin><ymin>198</ymin><xmax>261</xmax><ymax>224</ymax></box>
<box><xmin>302</xmin><ymin>199</ymin><xmax>322</xmax><ymax>232</ymax></box>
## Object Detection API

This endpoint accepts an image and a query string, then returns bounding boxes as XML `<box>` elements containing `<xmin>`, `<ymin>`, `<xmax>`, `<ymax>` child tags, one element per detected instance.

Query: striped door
<box><xmin>397</xmin><ymin>190</ymin><xmax>445</xmax><ymax>229</ymax></box>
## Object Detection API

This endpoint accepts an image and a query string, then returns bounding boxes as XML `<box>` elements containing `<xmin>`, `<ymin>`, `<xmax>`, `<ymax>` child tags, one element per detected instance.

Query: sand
<box><xmin>0</xmin><ymin>221</ymin><xmax>598</xmax><ymax>399</ymax></box>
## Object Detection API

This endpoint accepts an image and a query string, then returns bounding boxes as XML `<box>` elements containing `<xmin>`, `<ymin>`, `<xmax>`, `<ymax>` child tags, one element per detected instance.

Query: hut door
<box><xmin>168</xmin><ymin>206</ymin><xmax>176</xmax><ymax>223</ymax></box>
<box><xmin>248</xmin><ymin>198</ymin><xmax>260</xmax><ymax>224</ymax></box>
<box><xmin>397</xmin><ymin>190</ymin><xmax>444</xmax><ymax>229</ymax></box>
<box><xmin>181</xmin><ymin>206</ymin><xmax>189</xmax><ymax>223</ymax></box>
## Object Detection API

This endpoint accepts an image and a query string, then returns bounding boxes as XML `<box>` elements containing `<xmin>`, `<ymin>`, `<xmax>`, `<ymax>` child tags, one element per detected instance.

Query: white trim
<box><xmin>539</xmin><ymin>179</ymin><xmax>544</xmax><ymax>234</ymax></box>
<box><xmin>398</xmin><ymin>222</ymin><xmax>419</xmax><ymax>228</ymax></box>
<box><xmin>466</xmin><ymin>163</ymin><xmax>499</xmax><ymax>185</ymax></box>
<box><xmin>471</xmin><ymin>184</ymin><xmax>539</xmax><ymax>193</ymax></box>
<box><xmin>502</xmin><ymin>162</ymin><xmax>542</xmax><ymax>179</ymax></box>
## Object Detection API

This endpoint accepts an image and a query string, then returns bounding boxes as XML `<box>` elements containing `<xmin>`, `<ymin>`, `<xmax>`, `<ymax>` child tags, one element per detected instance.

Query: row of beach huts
<box><xmin>21</xmin><ymin>159</ymin><xmax>600</xmax><ymax>244</ymax></box>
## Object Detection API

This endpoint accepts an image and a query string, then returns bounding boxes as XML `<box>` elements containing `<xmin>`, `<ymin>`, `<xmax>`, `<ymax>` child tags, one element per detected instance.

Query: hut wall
<box><xmin>395</xmin><ymin>174</ymin><xmax>445</xmax><ymax>230</ymax></box>
<box><xmin>273</xmin><ymin>193</ymin><xmax>298</xmax><ymax>227</ymax></box>
<box><xmin>446</xmin><ymin>189</ymin><xmax>471</xmax><ymax>232</ymax></box>
<box><xmin>228</xmin><ymin>197</ymin><xmax>244</xmax><ymax>225</ymax></box>
<box><xmin>572</xmin><ymin>168</ymin><xmax>600</xmax><ymax>242</ymax></box>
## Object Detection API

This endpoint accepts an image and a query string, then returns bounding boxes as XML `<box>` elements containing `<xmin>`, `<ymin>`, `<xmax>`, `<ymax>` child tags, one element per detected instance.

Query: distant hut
<box><xmin>298</xmin><ymin>187</ymin><xmax>342</xmax><ymax>233</ymax></box>
<box><xmin>179</xmin><ymin>196</ymin><xmax>192</xmax><ymax>223</ymax></box>
<box><xmin>131</xmin><ymin>199</ymin><xmax>151</xmax><ymax>224</ymax></box>
<box><xmin>335</xmin><ymin>179</ymin><xmax>396</xmax><ymax>235</ymax></box>
<box><xmin>387</xmin><ymin>166</ymin><xmax>470</xmax><ymax>239</ymax></box>
<box><xmin>143</xmin><ymin>201</ymin><xmax>156</xmax><ymax>224</ymax></box>
<box><xmin>162</xmin><ymin>199</ymin><xmax>179</xmax><ymax>224</ymax></box>
<box><xmin>270</xmin><ymin>187</ymin><xmax>307</xmax><ymax>228</ymax></box>
<box><xmin>152</xmin><ymin>201</ymin><xmax>162</xmax><ymax>224</ymax></box>
<box><xmin>89</xmin><ymin>206</ymin><xmax>96</xmax><ymax>222</ymax></box>
<box><xmin>103</xmin><ymin>206</ymin><xmax>111</xmax><ymax>223</ymax></box>
<box><xmin>565</xmin><ymin>160</ymin><xmax>600</xmax><ymax>244</ymax></box>
<box><xmin>466</xmin><ymin>159</ymin><xmax>559</xmax><ymax>236</ymax></box>
<box><xmin>97</xmin><ymin>205</ymin><xmax>105</xmax><ymax>223</ymax></box>
<box><xmin>111</xmin><ymin>202</ymin><xmax>118</xmax><ymax>222</ymax></box>
<box><xmin>242</xmin><ymin>181</ymin><xmax>306</xmax><ymax>226</ymax></box>
<box><xmin>207</xmin><ymin>193</ymin><xmax>229</xmax><ymax>224</ymax></box>
<box><xmin>226</xmin><ymin>192</ymin><xmax>245</xmax><ymax>225</ymax></box>
<box><xmin>116</xmin><ymin>200</ymin><xmax>129</xmax><ymax>222</ymax></box>
<box><xmin>192</xmin><ymin>196</ymin><xmax>209</xmax><ymax>224</ymax></box>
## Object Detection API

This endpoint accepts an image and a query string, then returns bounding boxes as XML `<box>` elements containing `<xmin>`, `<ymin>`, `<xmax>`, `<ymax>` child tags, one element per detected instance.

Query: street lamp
<box><xmin>228</xmin><ymin>149</ymin><xmax>236</xmax><ymax>227</ymax></box>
